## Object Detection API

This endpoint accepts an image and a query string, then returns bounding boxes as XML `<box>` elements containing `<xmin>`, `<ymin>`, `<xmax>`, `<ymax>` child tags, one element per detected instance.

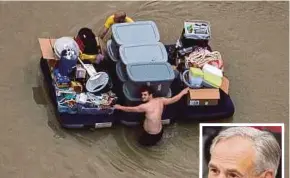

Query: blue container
<box><xmin>58</xmin><ymin>49</ymin><xmax>78</xmax><ymax>76</ymax></box>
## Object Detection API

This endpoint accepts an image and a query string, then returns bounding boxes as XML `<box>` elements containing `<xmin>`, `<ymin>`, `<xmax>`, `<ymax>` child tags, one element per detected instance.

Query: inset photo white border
<box><xmin>199</xmin><ymin>123</ymin><xmax>284</xmax><ymax>178</ymax></box>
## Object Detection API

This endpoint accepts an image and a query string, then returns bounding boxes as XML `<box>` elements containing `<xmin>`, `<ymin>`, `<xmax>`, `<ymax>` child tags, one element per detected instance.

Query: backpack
<box><xmin>75</xmin><ymin>27</ymin><xmax>99</xmax><ymax>55</ymax></box>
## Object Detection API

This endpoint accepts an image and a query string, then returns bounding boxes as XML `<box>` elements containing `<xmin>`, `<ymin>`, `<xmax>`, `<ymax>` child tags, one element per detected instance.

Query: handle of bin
<box><xmin>182</xmin><ymin>70</ymin><xmax>201</xmax><ymax>89</ymax></box>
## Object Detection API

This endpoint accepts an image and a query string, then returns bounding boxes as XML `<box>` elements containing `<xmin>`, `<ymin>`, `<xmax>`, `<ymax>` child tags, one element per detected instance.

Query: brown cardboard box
<box><xmin>187</xmin><ymin>88</ymin><xmax>220</xmax><ymax>106</ymax></box>
<box><xmin>220</xmin><ymin>76</ymin><xmax>229</xmax><ymax>94</ymax></box>
<box><xmin>38</xmin><ymin>38</ymin><xmax>58</xmax><ymax>68</ymax></box>
<box><xmin>187</xmin><ymin>76</ymin><xmax>230</xmax><ymax>106</ymax></box>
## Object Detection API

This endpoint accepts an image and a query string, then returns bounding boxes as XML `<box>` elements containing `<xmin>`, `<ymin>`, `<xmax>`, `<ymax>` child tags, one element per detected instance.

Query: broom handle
<box><xmin>77</xmin><ymin>57</ymin><xmax>94</xmax><ymax>75</ymax></box>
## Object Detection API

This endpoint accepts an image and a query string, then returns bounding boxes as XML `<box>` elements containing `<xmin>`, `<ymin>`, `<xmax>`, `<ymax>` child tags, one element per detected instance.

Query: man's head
<box><xmin>140</xmin><ymin>85</ymin><xmax>154</xmax><ymax>102</ymax></box>
<box><xmin>113</xmin><ymin>11</ymin><xmax>127</xmax><ymax>23</ymax></box>
<box><xmin>208</xmin><ymin>127</ymin><xmax>281</xmax><ymax>178</ymax></box>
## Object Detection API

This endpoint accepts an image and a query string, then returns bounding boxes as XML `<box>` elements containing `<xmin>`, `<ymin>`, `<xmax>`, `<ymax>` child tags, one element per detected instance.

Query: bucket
<box><xmin>182</xmin><ymin>70</ymin><xmax>203</xmax><ymax>88</ymax></box>
<box><xmin>58</xmin><ymin>49</ymin><xmax>78</xmax><ymax>76</ymax></box>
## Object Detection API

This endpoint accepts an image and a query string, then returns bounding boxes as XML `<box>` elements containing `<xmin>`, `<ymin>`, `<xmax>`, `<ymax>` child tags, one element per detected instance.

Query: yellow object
<box><xmin>104</xmin><ymin>15</ymin><xmax>134</xmax><ymax>29</ymax></box>
<box><xmin>190</xmin><ymin>67</ymin><xmax>204</xmax><ymax>78</ymax></box>
<box><xmin>70</xmin><ymin>81</ymin><xmax>83</xmax><ymax>93</ymax></box>
<box><xmin>79</xmin><ymin>52</ymin><xmax>96</xmax><ymax>63</ymax></box>
<box><xmin>203</xmin><ymin>72</ymin><xmax>222</xmax><ymax>88</ymax></box>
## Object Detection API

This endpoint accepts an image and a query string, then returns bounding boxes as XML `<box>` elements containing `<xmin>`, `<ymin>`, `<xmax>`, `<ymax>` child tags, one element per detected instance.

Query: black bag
<box><xmin>75</xmin><ymin>27</ymin><xmax>99</xmax><ymax>55</ymax></box>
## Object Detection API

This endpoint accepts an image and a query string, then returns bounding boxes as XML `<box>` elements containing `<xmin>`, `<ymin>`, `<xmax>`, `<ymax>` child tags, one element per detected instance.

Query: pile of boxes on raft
<box><xmin>106</xmin><ymin>21</ymin><xmax>176</xmax><ymax>104</ymax></box>
<box><xmin>182</xmin><ymin>21</ymin><xmax>230</xmax><ymax>106</ymax></box>
<box><xmin>186</xmin><ymin>64</ymin><xmax>229</xmax><ymax>106</ymax></box>
<box><xmin>38</xmin><ymin>37</ymin><xmax>117</xmax><ymax>115</ymax></box>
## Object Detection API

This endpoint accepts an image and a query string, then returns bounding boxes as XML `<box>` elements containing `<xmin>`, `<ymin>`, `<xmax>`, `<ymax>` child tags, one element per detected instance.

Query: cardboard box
<box><xmin>220</xmin><ymin>76</ymin><xmax>229</xmax><ymax>94</ymax></box>
<box><xmin>187</xmin><ymin>88</ymin><xmax>220</xmax><ymax>106</ymax></box>
<box><xmin>187</xmin><ymin>76</ymin><xmax>230</xmax><ymax>106</ymax></box>
<box><xmin>38</xmin><ymin>38</ymin><xmax>58</xmax><ymax>68</ymax></box>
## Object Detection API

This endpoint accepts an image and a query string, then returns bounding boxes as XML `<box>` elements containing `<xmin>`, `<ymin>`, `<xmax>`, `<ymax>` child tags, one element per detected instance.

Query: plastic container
<box><xmin>54</xmin><ymin>37</ymin><xmax>80</xmax><ymax>58</ymax></box>
<box><xmin>202</xmin><ymin>63</ymin><xmax>223</xmax><ymax>78</ymax></box>
<box><xmin>182</xmin><ymin>70</ymin><xmax>203</xmax><ymax>88</ymax></box>
<box><xmin>125</xmin><ymin>62</ymin><xmax>175</xmax><ymax>95</ymax></box>
<box><xmin>106</xmin><ymin>39</ymin><xmax>119</xmax><ymax>62</ymax></box>
<box><xmin>119</xmin><ymin>42</ymin><xmax>168</xmax><ymax>65</ymax></box>
<box><xmin>58</xmin><ymin>49</ymin><xmax>78</xmax><ymax>76</ymax></box>
<box><xmin>123</xmin><ymin>82</ymin><xmax>172</xmax><ymax>102</ymax></box>
<box><xmin>126</xmin><ymin>62</ymin><xmax>175</xmax><ymax>83</ymax></box>
<box><xmin>111</xmin><ymin>21</ymin><xmax>160</xmax><ymax>45</ymax></box>
<box><xmin>202</xmin><ymin>72</ymin><xmax>222</xmax><ymax>88</ymax></box>
<box><xmin>116</xmin><ymin>61</ymin><xmax>128</xmax><ymax>82</ymax></box>
<box><xmin>183</xmin><ymin>20</ymin><xmax>211</xmax><ymax>40</ymax></box>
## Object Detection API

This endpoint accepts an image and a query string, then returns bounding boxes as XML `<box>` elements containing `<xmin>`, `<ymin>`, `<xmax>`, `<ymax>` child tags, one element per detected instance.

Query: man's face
<box><xmin>208</xmin><ymin>136</ymin><xmax>261</xmax><ymax>178</ymax></box>
<box><xmin>141</xmin><ymin>91</ymin><xmax>151</xmax><ymax>102</ymax></box>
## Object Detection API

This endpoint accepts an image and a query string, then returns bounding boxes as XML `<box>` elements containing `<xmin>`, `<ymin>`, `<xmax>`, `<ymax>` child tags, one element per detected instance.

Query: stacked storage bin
<box><xmin>106</xmin><ymin>21</ymin><xmax>175</xmax><ymax>107</ymax></box>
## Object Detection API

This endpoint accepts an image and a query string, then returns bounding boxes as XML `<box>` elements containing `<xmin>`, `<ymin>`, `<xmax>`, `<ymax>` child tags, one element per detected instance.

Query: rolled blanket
<box><xmin>185</xmin><ymin>48</ymin><xmax>224</xmax><ymax>71</ymax></box>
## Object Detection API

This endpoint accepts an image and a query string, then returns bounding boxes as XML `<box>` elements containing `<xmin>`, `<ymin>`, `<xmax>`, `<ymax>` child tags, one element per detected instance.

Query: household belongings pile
<box><xmin>179</xmin><ymin>21</ymin><xmax>229</xmax><ymax>106</ymax></box>
<box><xmin>38</xmin><ymin>28</ymin><xmax>118</xmax><ymax>115</ymax></box>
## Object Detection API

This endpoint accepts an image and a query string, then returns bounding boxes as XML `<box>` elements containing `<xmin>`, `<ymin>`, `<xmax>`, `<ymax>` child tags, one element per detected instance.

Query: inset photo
<box><xmin>200</xmin><ymin>123</ymin><xmax>284</xmax><ymax>178</ymax></box>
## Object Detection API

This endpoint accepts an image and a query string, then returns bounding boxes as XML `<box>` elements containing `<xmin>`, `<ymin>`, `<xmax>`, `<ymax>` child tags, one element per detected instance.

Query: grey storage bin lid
<box><xmin>111</xmin><ymin>21</ymin><xmax>160</xmax><ymax>45</ymax></box>
<box><xmin>126</xmin><ymin>62</ymin><xmax>175</xmax><ymax>83</ymax></box>
<box><xmin>106</xmin><ymin>39</ymin><xmax>119</xmax><ymax>62</ymax></box>
<box><xmin>123</xmin><ymin>83</ymin><xmax>172</xmax><ymax>102</ymax></box>
<box><xmin>119</xmin><ymin>42</ymin><xmax>168</xmax><ymax>65</ymax></box>
<box><xmin>116</xmin><ymin>61</ymin><xmax>128</xmax><ymax>82</ymax></box>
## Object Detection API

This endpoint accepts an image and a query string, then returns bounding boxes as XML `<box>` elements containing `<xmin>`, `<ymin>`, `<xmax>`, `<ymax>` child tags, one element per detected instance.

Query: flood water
<box><xmin>0</xmin><ymin>1</ymin><xmax>289</xmax><ymax>178</ymax></box>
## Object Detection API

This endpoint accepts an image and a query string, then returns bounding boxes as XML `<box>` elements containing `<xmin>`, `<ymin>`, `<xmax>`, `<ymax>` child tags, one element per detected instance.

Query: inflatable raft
<box><xmin>38</xmin><ymin>20</ymin><xmax>235</xmax><ymax>129</ymax></box>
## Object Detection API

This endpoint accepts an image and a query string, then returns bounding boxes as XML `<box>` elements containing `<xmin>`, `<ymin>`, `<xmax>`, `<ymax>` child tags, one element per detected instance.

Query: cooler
<box><xmin>126</xmin><ymin>62</ymin><xmax>175</xmax><ymax>96</ymax></box>
<box><xmin>111</xmin><ymin>21</ymin><xmax>160</xmax><ymax>45</ymax></box>
<box><xmin>119</xmin><ymin>42</ymin><xmax>168</xmax><ymax>65</ymax></box>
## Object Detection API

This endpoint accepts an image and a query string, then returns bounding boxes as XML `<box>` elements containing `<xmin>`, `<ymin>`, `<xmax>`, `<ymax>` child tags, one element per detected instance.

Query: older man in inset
<box><xmin>207</xmin><ymin>126</ymin><xmax>281</xmax><ymax>178</ymax></box>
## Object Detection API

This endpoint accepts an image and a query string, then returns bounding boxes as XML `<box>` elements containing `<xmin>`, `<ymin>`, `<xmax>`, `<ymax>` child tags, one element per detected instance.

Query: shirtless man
<box><xmin>114</xmin><ymin>86</ymin><xmax>189</xmax><ymax>146</ymax></box>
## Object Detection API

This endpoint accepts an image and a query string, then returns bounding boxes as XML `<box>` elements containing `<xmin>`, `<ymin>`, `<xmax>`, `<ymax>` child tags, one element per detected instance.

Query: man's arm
<box><xmin>162</xmin><ymin>87</ymin><xmax>189</xmax><ymax>105</ymax></box>
<box><xmin>99</xmin><ymin>28</ymin><xmax>109</xmax><ymax>39</ymax></box>
<box><xmin>99</xmin><ymin>16</ymin><xmax>113</xmax><ymax>39</ymax></box>
<box><xmin>114</xmin><ymin>104</ymin><xmax>146</xmax><ymax>113</ymax></box>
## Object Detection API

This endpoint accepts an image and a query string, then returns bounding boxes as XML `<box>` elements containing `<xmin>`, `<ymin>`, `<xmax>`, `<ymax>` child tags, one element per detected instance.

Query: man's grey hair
<box><xmin>209</xmin><ymin>126</ymin><xmax>281</xmax><ymax>176</ymax></box>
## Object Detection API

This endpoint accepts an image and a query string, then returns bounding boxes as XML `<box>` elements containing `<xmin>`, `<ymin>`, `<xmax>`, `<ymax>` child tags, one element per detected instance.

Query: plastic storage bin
<box><xmin>111</xmin><ymin>21</ymin><xmax>160</xmax><ymax>45</ymax></box>
<box><xmin>183</xmin><ymin>20</ymin><xmax>211</xmax><ymax>40</ymax></box>
<box><xmin>125</xmin><ymin>62</ymin><xmax>175</xmax><ymax>95</ymax></box>
<box><xmin>123</xmin><ymin>82</ymin><xmax>172</xmax><ymax>103</ymax></box>
<box><xmin>119</xmin><ymin>42</ymin><xmax>168</xmax><ymax>65</ymax></box>
<box><xmin>116</xmin><ymin>61</ymin><xmax>128</xmax><ymax>82</ymax></box>
<box><xmin>106</xmin><ymin>39</ymin><xmax>119</xmax><ymax>62</ymax></box>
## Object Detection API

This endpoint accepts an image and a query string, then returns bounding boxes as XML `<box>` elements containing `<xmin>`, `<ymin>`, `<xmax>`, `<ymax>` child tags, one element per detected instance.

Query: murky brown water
<box><xmin>0</xmin><ymin>1</ymin><xmax>289</xmax><ymax>178</ymax></box>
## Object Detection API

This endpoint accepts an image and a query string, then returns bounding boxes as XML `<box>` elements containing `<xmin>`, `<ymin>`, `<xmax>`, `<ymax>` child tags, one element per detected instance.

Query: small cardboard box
<box><xmin>187</xmin><ymin>88</ymin><xmax>220</xmax><ymax>106</ymax></box>
<box><xmin>38</xmin><ymin>38</ymin><xmax>58</xmax><ymax>68</ymax></box>
<box><xmin>187</xmin><ymin>76</ymin><xmax>230</xmax><ymax>106</ymax></box>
